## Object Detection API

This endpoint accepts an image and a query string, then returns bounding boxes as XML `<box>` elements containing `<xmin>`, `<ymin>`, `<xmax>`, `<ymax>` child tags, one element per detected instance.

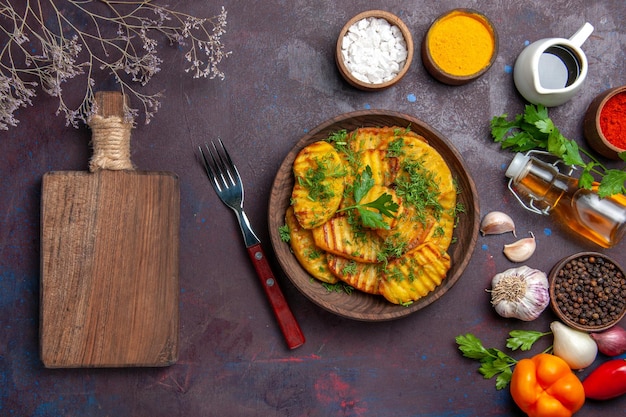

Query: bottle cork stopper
<box><xmin>505</xmin><ymin>153</ymin><xmax>530</xmax><ymax>182</ymax></box>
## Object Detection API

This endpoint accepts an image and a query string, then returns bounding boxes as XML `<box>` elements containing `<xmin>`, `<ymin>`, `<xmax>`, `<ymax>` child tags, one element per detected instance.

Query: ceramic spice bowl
<box><xmin>549</xmin><ymin>252</ymin><xmax>626</xmax><ymax>332</ymax></box>
<box><xmin>583</xmin><ymin>85</ymin><xmax>626</xmax><ymax>160</ymax></box>
<box><xmin>336</xmin><ymin>10</ymin><xmax>414</xmax><ymax>91</ymax></box>
<box><xmin>421</xmin><ymin>9</ymin><xmax>498</xmax><ymax>85</ymax></box>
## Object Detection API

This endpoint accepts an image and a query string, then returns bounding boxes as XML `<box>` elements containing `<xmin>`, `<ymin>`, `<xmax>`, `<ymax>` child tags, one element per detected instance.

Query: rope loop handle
<box><xmin>87</xmin><ymin>91</ymin><xmax>134</xmax><ymax>172</ymax></box>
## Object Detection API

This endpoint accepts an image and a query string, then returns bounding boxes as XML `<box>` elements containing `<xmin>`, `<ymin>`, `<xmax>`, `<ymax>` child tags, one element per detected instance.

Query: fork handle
<box><xmin>246</xmin><ymin>243</ymin><xmax>305</xmax><ymax>349</ymax></box>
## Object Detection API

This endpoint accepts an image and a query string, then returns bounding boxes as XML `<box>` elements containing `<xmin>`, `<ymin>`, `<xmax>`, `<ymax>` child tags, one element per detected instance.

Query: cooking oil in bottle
<box><xmin>505</xmin><ymin>153</ymin><xmax>626</xmax><ymax>248</ymax></box>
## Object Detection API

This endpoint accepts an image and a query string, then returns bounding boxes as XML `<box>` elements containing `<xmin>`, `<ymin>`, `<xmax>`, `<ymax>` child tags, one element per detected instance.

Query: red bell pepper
<box><xmin>582</xmin><ymin>359</ymin><xmax>626</xmax><ymax>400</ymax></box>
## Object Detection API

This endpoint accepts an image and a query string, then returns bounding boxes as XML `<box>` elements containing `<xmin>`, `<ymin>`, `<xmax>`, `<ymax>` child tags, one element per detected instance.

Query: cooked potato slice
<box><xmin>379</xmin><ymin>242</ymin><xmax>451</xmax><ymax>305</ymax></box>
<box><xmin>379</xmin><ymin>190</ymin><xmax>456</xmax><ymax>254</ymax></box>
<box><xmin>349</xmin><ymin>127</ymin><xmax>391</xmax><ymax>151</ymax></box>
<box><xmin>376</xmin><ymin>203</ymin><xmax>434</xmax><ymax>253</ymax></box>
<box><xmin>357</xmin><ymin>149</ymin><xmax>399</xmax><ymax>185</ymax></box>
<box><xmin>285</xmin><ymin>207</ymin><xmax>338</xmax><ymax>284</ymax></box>
<box><xmin>291</xmin><ymin>141</ymin><xmax>345</xmax><ymax>229</ymax></box>
<box><xmin>312</xmin><ymin>216</ymin><xmax>383</xmax><ymax>263</ymax></box>
<box><xmin>326</xmin><ymin>255</ymin><xmax>380</xmax><ymax>295</ymax></box>
<box><xmin>423</xmin><ymin>190</ymin><xmax>457</xmax><ymax>251</ymax></box>
<box><xmin>350</xmin><ymin>126</ymin><xmax>426</xmax><ymax>152</ymax></box>
<box><xmin>399</xmin><ymin>136</ymin><xmax>456</xmax><ymax>197</ymax></box>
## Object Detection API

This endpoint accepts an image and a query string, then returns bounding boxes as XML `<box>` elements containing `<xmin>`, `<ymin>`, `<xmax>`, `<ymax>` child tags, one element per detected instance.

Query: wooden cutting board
<box><xmin>40</xmin><ymin>92</ymin><xmax>180</xmax><ymax>368</ymax></box>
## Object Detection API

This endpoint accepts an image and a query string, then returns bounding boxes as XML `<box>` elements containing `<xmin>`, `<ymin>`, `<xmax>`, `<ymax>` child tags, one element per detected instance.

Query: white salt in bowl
<box><xmin>336</xmin><ymin>10</ymin><xmax>414</xmax><ymax>91</ymax></box>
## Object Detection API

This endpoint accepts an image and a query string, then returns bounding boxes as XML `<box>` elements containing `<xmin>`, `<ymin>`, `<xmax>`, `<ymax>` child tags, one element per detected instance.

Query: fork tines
<box><xmin>199</xmin><ymin>139</ymin><xmax>239</xmax><ymax>192</ymax></box>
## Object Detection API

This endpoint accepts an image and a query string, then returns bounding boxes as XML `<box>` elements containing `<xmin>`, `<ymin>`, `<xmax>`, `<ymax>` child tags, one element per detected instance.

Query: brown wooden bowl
<box><xmin>336</xmin><ymin>10</ymin><xmax>414</xmax><ymax>91</ymax></box>
<box><xmin>268</xmin><ymin>110</ymin><xmax>480</xmax><ymax>321</ymax></box>
<box><xmin>549</xmin><ymin>252</ymin><xmax>626</xmax><ymax>332</ymax></box>
<box><xmin>421</xmin><ymin>9</ymin><xmax>498</xmax><ymax>86</ymax></box>
<box><xmin>583</xmin><ymin>85</ymin><xmax>626</xmax><ymax>160</ymax></box>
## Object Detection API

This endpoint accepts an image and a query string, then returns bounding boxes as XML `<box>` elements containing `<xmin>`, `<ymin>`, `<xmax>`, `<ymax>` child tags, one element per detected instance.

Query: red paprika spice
<box><xmin>600</xmin><ymin>91</ymin><xmax>626</xmax><ymax>150</ymax></box>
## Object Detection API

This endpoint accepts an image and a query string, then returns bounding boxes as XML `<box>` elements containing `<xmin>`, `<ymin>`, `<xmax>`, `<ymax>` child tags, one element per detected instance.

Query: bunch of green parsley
<box><xmin>491</xmin><ymin>104</ymin><xmax>626</xmax><ymax>197</ymax></box>
<box><xmin>456</xmin><ymin>330</ymin><xmax>551</xmax><ymax>390</ymax></box>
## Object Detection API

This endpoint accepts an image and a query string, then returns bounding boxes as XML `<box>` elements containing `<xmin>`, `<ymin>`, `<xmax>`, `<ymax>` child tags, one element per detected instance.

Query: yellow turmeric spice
<box><xmin>427</xmin><ymin>10</ymin><xmax>495</xmax><ymax>76</ymax></box>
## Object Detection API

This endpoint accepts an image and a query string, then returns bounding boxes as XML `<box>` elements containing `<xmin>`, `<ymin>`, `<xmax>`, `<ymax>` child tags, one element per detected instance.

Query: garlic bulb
<box><xmin>489</xmin><ymin>265</ymin><xmax>549</xmax><ymax>321</ymax></box>
<box><xmin>551</xmin><ymin>321</ymin><xmax>598</xmax><ymax>369</ymax></box>
<box><xmin>503</xmin><ymin>232</ymin><xmax>536</xmax><ymax>262</ymax></box>
<box><xmin>480</xmin><ymin>211</ymin><xmax>516</xmax><ymax>236</ymax></box>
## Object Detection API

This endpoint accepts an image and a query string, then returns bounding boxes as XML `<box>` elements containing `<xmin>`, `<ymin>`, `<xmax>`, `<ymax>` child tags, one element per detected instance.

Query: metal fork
<box><xmin>198</xmin><ymin>140</ymin><xmax>305</xmax><ymax>349</ymax></box>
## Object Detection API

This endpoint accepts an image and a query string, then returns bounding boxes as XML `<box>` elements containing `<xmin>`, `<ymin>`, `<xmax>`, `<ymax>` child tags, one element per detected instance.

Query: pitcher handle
<box><xmin>569</xmin><ymin>22</ymin><xmax>594</xmax><ymax>48</ymax></box>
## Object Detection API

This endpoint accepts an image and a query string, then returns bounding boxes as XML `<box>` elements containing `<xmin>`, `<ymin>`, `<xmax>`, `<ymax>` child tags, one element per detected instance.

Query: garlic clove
<box><xmin>503</xmin><ymin>232</ymin><xmax>536</xmax><ymax>262</ymax></box>
<box><xmin>480</xmin><ymin>211</ymin><xmax>516</xmax><ymax>236</ymax></box>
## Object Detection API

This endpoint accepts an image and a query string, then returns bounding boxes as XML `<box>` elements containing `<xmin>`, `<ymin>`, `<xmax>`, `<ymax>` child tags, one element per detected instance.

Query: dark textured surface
<box><xmin>2</xmin><ymin>1</ymin><xmax>625</xmax><ymax>416</ymax></box>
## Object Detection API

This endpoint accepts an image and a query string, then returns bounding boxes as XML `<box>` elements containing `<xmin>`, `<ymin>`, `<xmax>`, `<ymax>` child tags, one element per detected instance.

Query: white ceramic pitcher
<box><xmin>513</xmin><ymin>22</ymin><xmax>594</xmax><ymax>107</ymax></box>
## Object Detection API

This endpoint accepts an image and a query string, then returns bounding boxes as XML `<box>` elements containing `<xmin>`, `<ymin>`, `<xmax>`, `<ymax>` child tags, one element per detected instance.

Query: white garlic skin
<box><xmin>503</xmin><ymin>232</ymin><xmax>536</xmax><ymax>262</ymax></box>
<box><xmin>551</xmin><ymin>321</ymin><xmax>598</xmax><ymax>369</ymax></box>
<box><xmin>480</xmin><ymin>211</ymin><xmax>516</xmax><ymax>236</ymax></box>
<box><xmin>490</xmin><ymin>265</ymin><xmax>549</xmax><ymax>321</ymax></box>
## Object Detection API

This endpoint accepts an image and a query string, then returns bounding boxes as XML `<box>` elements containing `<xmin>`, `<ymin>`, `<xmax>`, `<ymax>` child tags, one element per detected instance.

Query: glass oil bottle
<box><xmin>505</xmin><ymin>152</ymin><xmax>626</xmax><ymax>248</ymax></box>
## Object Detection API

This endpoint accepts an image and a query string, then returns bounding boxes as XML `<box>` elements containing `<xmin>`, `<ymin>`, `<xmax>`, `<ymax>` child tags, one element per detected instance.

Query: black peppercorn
<box><xmin>552</xmin><ymin>254</ymin><xmax>626</xmax><ymax>329</ymax></box>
